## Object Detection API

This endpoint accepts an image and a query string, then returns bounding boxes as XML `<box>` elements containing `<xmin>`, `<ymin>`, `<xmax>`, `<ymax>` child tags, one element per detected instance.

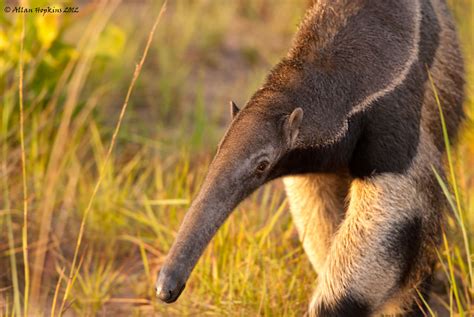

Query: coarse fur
<box><xmin>156</xmin><ymin>0</ymin><xmax>465</xmax><ymax>315</ymax></box>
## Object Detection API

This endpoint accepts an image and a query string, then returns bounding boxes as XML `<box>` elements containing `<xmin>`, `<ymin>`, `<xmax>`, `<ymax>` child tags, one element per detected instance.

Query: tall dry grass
<box><xmin>17</xmin><ymin>11</ymin><xmax>28</xmax><ymax>317</ymax></box>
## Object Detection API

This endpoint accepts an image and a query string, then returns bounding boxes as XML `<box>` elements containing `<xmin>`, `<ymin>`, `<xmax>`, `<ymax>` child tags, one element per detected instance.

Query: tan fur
<box><xmin>284</xmin><ymin>173</ymin><xmax>350</xmax><ymax>271</ymax></box>
<box><xmin>296</xmin><ymin>126</ymin><xmax>443</xmax><ymax>315</ymax></box>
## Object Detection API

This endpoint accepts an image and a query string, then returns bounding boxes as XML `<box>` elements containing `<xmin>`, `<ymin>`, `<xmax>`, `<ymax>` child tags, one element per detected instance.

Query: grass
<box><xmin>17</xmin><ymin>12</ymin><xmax>28</xmax><ymax>317</ymax></box>
<box><xmin>57</xmin><ymin>3</ymin><xmax>167</xmax><ymax>315</ymax></box>
<box><xmin>0</xmin><ymin>0</ymin><xmax>473</xmax><ymax>316</ymax></box>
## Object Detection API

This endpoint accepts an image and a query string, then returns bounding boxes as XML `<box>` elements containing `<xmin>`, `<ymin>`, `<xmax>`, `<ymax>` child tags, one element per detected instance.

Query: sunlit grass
<box><xmin>57</xmin><ymin>3</ymin><xmax>167</xmax><ymax>315</ymax></box>
<box><xmin>428</xmin><ymin>68</ymin><xmax>473</xmax><ymax>315</ymax></box>
<box><xmin>17</xmin><ymin>12</ymin><xmax>29</xmax><ymax>317</ymax></box>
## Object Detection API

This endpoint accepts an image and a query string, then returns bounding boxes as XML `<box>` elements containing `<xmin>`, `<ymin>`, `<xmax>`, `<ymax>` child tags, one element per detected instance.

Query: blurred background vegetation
<box><xmin>0</xmin><ymin>0</ymin><xmax>472</xmax><ymax>315</ymax></box>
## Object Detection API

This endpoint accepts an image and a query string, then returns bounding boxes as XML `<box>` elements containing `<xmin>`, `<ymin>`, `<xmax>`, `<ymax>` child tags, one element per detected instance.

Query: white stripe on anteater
<box><xmin>326</xmin><ymin>0</ymin><xmax>422</xmax><ymax>145</ymax></box>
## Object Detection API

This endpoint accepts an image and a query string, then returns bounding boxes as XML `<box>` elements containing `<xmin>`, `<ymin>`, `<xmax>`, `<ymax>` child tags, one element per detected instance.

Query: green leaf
<box><xmin>34</xmin><ymin>15</ymin><xmax>59</xmax><ymax>49</ymax></box>
<box><xmin>94</xmin><ymin>24</ymin><xmax>125</xmax><ymax>59</ymax></box>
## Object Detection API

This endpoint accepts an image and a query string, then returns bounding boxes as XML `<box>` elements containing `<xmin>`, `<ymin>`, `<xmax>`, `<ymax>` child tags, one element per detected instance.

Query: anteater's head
<box><xmin>155</xmin><ymin>100</ymin><xmax>303</xmax><ymax>303</ymax></box>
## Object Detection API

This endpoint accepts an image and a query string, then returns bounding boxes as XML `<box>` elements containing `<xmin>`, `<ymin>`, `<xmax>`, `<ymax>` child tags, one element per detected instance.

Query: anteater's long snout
<box><xmin>156</xmin><ymin>268</ymin><xmax>186</xmax><ymax>303</ymax></box>
<box><xmin>156</xmin><ymin>179</ymin><xmax>240</xmax><ymax>303</ymax></box>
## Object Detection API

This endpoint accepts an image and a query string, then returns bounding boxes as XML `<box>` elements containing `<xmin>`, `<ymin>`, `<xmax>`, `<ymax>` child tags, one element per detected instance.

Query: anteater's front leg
<box><xmin>284</xmin><ymin>173</ymin><xmax>350</xmax><ymax>273</ymax></box>
<box><xmin>310</xmin><ymin>171</ymin><xmax>442</xmax><ymax>317</ymax></box>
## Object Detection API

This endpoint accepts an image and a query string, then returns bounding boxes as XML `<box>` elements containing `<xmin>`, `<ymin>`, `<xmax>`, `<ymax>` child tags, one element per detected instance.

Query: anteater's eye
<box><xmin>255</xmin><ymin>160</ymin><xmax>270</xmax><ymax>174</ymax></box>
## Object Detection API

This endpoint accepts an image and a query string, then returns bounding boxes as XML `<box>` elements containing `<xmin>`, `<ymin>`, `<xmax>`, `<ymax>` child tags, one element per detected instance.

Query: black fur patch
<box><xmin>385</xmin><ymin>215</ymin><xmax>423</xmax><ymax>287</ymax></box>
<box><xmin>269</xmin><ymin>114</ymin><xmax>363</xmax><ymax>179</ymax></box>
<box><xmin>314</xmin><ymin>295</ymin><xmax>370</xmax><ymax>317</ymax></box>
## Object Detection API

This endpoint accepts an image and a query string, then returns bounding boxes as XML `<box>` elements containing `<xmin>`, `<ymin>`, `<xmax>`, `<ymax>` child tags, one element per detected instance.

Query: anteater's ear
<box><xmin>230</xmin><ymin>101</ymin><xmax>240</xmax><ymax>119</ymax></box>
<box><xmin>284</xmin><ymin>107</ymin><xmax>303</xmax><ymax>147</ymax></box>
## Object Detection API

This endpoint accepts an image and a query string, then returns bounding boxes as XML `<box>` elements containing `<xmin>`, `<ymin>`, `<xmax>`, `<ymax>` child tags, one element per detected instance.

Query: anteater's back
<box><xmin>260</xmin><ymin>0</ymin><xmax>464</xmax><ymax>162</ymax></box>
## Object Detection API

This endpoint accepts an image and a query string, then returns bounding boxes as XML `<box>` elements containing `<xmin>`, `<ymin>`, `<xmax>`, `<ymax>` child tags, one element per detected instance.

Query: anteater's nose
<box><xmin>155</xmin><ymin>270</ymin><xmax>186</xmax><ymax>303</ymax></box>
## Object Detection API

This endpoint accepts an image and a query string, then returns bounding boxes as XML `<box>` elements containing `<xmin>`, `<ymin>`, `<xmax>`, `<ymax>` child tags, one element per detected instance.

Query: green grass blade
<box><xmin>428</xmin><ymin>70</ymin><xmax>473</xmax><ymax>290</ymax></box>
